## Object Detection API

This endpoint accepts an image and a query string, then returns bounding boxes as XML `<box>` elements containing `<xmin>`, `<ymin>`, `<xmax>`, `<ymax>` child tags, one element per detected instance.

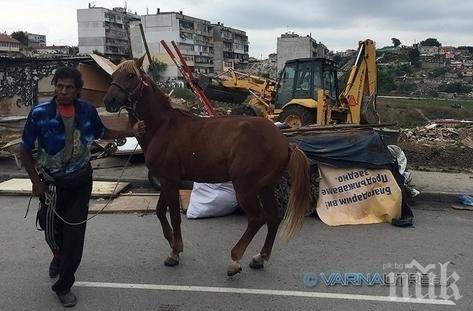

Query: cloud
<box><xmin>1</xmin><ymin>0</ymin><xmax>472</xmax><ymax>58</ymax></box>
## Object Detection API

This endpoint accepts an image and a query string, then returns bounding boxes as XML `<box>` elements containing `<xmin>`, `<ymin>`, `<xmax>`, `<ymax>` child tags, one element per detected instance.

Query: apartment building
<box><xmin>131</xmin><ymin>11</ymin><xmax>214</xmax><ymax>78</ymax></box>
<box><xmin>27</xmin><ymin>33</ymin><xmax>46</xmax><ymax>48</ymax></box>
<box><xmin>276</xmin><ymin>32</ymin><xmax>329</xmax><ymax>73</ymax></box>
<box><xmin>212</xmin><ymin>22</ymin><xmax>249</xmax><ymax>72</ymax></box>
<box><xmin>130</xmin><ymin>10</ymin><xmax>249</xmax><ymax>79</ymax></box>
<box><xmin>77</xmin><ymin>5</ymin><xmax>140</xmax><ymax>58</ymax></box>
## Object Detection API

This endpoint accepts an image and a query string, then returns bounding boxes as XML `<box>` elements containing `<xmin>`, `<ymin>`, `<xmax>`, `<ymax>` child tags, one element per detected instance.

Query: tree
<box><xmin>420</xmin><ymin>38</ymin><xmax>441</xmax><ymax>47</ymax></box>
<box><xmin>147</xmin><ymin>57</ymin><xmax>167</xmax><ymax>81</ymax></box>
<box><xmin>377</xmin><ymin>67</ymin><xmax>397</xmax><ymax>94</ymax></box>
<box><xmin>10</xmin><ymin>31</ymin><xmax>28</xmax><ymax>46</ymax></box>
<box><xmin>391</xmin><ymin>38</ymin><xmax>401</xmax><ymax>47</ymax></box>
<box><xmin>407</xmin><ymin>48</ymin><xmax>420</xmax><ymax>67</ymax></box>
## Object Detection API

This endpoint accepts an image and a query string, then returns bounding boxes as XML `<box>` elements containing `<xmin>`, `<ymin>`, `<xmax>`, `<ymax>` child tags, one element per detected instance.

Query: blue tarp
<box><xmin>289</xmin><ymin>128</ymin><xmax>413</xmax><ymax>227</ymax></box>
<box><xmin>290</xmin><ymin>129</ymin><xmax>395</xmax><ymax>168</ymax></box>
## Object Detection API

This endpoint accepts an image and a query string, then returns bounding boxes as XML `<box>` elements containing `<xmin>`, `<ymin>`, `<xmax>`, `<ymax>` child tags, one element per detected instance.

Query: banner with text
<box><xmin>316</xmin><ymin>165</ymin><xmax>401</xmax><ymax>226</ymax></box>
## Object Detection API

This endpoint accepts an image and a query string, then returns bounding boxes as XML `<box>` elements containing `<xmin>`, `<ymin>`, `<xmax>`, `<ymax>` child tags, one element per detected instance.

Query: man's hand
<box><xmin>132</xmin><ymin>121</ymin><xmax>146</xmax><ymax>137</ymax></box>
<box><xmin>32</xmin><ymin>180</ymin><xmax>47</xmax><ymax>197</ymax></box>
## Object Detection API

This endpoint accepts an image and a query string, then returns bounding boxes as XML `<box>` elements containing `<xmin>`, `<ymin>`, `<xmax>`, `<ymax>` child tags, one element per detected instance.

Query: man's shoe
<box><xmin>49</xmin><ymin>257</ymin><xmax>60</xmax><ymax>278</ymax></box>
<box><xmin>57</xmin><ymin>290</ymin><xmax>77</xmax><ymax>308</ymax></box>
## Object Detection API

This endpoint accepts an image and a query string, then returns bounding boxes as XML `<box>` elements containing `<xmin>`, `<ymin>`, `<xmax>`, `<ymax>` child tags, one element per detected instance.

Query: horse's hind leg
<box><xmin>228</xmin><ymin>186</ymin><xmax>265</xmax><ymax>276</ymax></box>
<box><xmin>249</xmin><ymin>185</ymin><xmax>281</xmax><ymax>270</ymax></box>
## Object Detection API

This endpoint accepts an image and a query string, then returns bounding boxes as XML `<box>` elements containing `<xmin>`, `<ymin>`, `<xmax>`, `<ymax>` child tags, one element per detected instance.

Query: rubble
<box><xmin>245</xmin><ymin>55</ymin><xmax>278</xmax><ymax>80</ymax></box>
<box><xmin>398</xmin><ymin>123</ymin><xmax>473</xmax><ymax>173</ymax></box>
<box><xmin>399</xmin><ymin>123</ymin><xmax>473</xmax><ymax>146</ymax></box>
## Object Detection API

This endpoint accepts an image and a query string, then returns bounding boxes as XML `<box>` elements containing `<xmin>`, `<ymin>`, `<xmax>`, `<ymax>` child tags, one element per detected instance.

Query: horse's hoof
<box><xmin>164</xmin><ymin>256</ymin><xmax>179</xmax><ymax>267</ymax></box>
<box><xmin>227</xmin><ymin>260</ymin><xmax>242</xmax><ymax>276</ymax></box>
<box><xmin>227</xmin><ymin>266</ymin><xmax>242</xmax><ymax>276</ymax></box>
<box><xmin>249</xmin><ymin>253</ymin><xmax>265</xmax><ymax>270</ymax></box>
<box><xmin>249</xmin><ymin>258</ymin><xmax>264</xmax><ymax>270</ymax></box>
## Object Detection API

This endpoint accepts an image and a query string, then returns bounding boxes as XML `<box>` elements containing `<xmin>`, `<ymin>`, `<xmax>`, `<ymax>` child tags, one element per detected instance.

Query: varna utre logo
<box><xmin>303</xmin><ymin>259</ymin><xmax>461</xmax><ymax>301</ymax></box>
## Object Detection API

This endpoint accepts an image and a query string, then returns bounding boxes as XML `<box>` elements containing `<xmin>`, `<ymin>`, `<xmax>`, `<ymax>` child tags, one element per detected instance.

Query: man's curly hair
<box><xmin>52</xmin><ymin>66</ymin><xmax>84</xmax><ymax>89</ymax></box>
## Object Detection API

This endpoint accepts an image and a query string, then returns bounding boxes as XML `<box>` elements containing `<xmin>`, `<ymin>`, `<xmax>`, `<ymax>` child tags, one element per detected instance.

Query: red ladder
<box><xmin>160</xmin><ymin>40</ymin><xmax>215</xmax><ymax>116</ymax></box>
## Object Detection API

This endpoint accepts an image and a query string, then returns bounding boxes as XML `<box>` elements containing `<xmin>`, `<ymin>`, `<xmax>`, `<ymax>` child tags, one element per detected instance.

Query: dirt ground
<box><xmin>398</xmin><ymin>141</ymin><xmax>473</xmax><ymax>172</ymax></box>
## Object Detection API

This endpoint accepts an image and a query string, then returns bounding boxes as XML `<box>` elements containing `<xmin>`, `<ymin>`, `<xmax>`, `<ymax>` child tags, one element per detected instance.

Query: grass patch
<box><xmin>377</xmin><ymin>97</ymin><xmax>473</xmax><ymax>128</ymax></box>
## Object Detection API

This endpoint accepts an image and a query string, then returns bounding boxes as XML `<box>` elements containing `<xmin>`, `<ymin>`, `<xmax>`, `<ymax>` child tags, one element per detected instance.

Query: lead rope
<box><xmin>26</xmin><ymin>141</ymin><xmax>140</xmax><ymax>226</ymax></box>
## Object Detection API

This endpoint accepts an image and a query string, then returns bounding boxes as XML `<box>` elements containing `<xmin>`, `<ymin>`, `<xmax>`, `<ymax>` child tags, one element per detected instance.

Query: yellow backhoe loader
<box><xmin>200</xmin><ymin>39</ymin><xmax>379</xmax><ymax>128</ymax></box>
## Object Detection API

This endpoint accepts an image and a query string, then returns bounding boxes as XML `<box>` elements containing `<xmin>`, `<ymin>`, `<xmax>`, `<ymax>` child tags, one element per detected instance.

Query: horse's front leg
<box><xmin>160</xmin><ymin>181</ymin><xmax>183</xmax><ymax>267</ymax></box>
<box><xmin>155</xmin><ymin>191</ymin><xmax>173</xmax><ymax>248</ymax></box>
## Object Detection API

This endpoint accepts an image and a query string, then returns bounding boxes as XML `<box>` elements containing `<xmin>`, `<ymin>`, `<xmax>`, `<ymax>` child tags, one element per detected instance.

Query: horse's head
<box><xmin>104</xmin><ymin>55</ymin><xmax>146</xmax><ymax>113</ymax></box>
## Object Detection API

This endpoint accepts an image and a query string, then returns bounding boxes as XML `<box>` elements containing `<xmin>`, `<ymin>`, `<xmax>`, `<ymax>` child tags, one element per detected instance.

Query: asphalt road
<box><xmin>1</xmin><ymin>196</ymin><xmax>471</xmax><ymax>311</ymax></box>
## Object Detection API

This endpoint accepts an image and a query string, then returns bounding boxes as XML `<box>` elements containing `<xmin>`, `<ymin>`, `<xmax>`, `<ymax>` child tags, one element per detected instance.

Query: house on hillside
<box><xmin>420</xmin><ymin>55</ymin><xmax>443</xmax><ymax>69</ymax></box>
<box><xmin>418</xmin><ymin>45</ymin><xmax>439</xmax><ymax>56</ymax></box>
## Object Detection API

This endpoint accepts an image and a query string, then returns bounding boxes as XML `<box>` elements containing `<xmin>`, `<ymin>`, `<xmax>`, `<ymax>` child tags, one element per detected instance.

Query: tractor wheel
<box><xmin>278</xmin><ymin>105</ymin><xmax>315</xmax><ymax>128</ymax></box>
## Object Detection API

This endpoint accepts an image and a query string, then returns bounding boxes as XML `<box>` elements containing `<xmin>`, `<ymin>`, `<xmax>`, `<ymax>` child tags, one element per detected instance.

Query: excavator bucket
<box><xmin>196</xmin><ymin>74</ymin><xmax>250</xmax><ymax>104</ymax></box>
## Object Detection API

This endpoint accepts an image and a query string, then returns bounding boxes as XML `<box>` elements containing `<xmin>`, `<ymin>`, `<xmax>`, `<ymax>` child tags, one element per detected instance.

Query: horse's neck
<box><xmin>132</xmin><ymin>85</ymin><xmax>174</xmax><ymax>150</ymax></box>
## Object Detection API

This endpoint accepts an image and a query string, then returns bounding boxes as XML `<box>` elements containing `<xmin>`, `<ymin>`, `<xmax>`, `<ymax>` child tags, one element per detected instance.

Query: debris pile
<box><xmin>398</xmin><ymin>124</ymin><xmax>473</xmax><ymax>172</ymax></box>
<box><xmin>399</xmin><ymin>124</ymin><xmax>473</xmax><ymax>148</ymax></box>
<box><xmin>245</xmin><ymin>55</ymin><xmax>278</xmax><ymax>80</ymax></box>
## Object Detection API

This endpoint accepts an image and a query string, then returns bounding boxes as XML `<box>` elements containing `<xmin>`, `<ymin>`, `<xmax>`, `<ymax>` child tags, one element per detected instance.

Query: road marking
<box><xmin>76</xmin><ymin>281</ymin><xmax>455</xmax><ymax>305</ymax></box>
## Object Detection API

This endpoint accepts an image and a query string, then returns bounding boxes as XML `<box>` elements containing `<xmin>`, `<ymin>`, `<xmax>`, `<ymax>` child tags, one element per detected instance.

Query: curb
<box><xmin>0</xmin><ymin>174</ymin><xmax>465</xmax><ymax>206</ymax></box>
<box><xmin>0</xmin><ymin>173</ymin><xmax>152</xmax><ymax>189</ymax></box>
<box><xmin>415</xmin><ymin>192</ymin><xmax>462</xmax><ymax>204</ymax></box>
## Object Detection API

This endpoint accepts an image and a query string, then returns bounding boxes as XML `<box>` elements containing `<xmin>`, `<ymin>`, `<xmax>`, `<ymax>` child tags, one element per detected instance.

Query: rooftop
<box><xmin>0</xmin><ymin>33</ymin><xmax>20</xmax><ymax>44</ymax></box>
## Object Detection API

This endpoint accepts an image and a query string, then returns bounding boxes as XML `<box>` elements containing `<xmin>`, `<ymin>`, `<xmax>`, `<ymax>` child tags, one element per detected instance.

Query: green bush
<box><xmin>428</xmin><ymin>68</ymin><xmax>447</xmax><ymax>78</ymax></box>
<box><xmin>172</xmin><ymin>87</ymin><xmax>195</xmax><ymax>101</ymax></box>
<box><xmin>427</xmin><ymin>90</ymin><xmax>439</xmax><ymax>98</ymax></box>
<box><xmin>378</xmin><ymin>64</ymin><xmax>411</xmax><ymax>94</ymax></box>
<box><xmin>398</xmin><ymin>82</ymin><xmax>417</xmax><ymax>94</ymax></box>
<box><xmin>438</xmin><ymin>82</ymin><xmax>473</xmax><ymax>94</ymax></box>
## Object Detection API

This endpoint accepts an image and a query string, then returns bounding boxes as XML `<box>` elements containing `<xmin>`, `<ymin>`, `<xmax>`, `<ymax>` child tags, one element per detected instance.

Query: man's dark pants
<box><xmin>38</xmin><ymin>174</ymin><xmax>93</xmax><ymax>294</ymax></box>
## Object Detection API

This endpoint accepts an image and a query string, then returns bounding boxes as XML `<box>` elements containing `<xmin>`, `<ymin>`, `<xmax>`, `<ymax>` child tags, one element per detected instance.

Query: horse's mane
<box><xmin>116</xmin><ymin>60</ymin><xmax>170</xmax><ymax>107</ymax></box>
<box><xmin>115</xmin><ymin>60</ymin><xmax>141</xmax><ymax>77</ymax></box>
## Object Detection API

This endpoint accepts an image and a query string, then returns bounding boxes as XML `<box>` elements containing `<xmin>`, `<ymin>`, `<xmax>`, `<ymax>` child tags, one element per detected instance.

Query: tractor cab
<box><xmin>274</xmin><ymin>58</ymin><xmax>339</xmax><ymax>109</ymax></box>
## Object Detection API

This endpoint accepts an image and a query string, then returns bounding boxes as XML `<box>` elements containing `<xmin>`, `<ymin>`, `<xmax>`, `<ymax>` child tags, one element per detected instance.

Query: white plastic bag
<box><xmin>186</xmin><ymin>182</ymin><xmax>239</xmax><ymax>219</ymax></box>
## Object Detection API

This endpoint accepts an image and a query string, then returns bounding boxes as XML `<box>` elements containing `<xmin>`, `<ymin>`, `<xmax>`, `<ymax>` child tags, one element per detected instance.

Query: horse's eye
<box><xmin>128</xmin><ymin>73</ymin><xmax>134</xmax><ymax>79</ymax></box>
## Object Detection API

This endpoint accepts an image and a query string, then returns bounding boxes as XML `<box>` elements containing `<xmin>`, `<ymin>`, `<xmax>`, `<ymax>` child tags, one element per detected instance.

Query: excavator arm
<box><xmin>339</xmin><ymin>39</ymin><xmax>379</xmax><ymax>124</ymax></box>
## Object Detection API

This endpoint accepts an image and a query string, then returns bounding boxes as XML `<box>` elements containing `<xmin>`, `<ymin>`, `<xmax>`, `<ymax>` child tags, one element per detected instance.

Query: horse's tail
<box><xmin>279</xmin><ymin>144</ymin><xmax>310</xmax><ymax>241</ymax></box>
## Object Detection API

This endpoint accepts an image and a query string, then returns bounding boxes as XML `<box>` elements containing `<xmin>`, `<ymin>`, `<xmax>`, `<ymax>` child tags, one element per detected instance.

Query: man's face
<box><xmin>55</xmin><ymin>78</ymin><xmax>79</xmax><ymax>105</ymax></box>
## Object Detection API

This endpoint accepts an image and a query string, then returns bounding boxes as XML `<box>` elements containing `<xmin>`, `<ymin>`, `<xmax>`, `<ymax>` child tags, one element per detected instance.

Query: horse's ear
<box><xmin>135</xmin><ymin>55</ymin><xmax>146</xmax><ymax>69</ymax></box>
<box><xmin>120</xmin><ymin>57</ymin><xmax>127</xmax><ymax>63</ymax></box>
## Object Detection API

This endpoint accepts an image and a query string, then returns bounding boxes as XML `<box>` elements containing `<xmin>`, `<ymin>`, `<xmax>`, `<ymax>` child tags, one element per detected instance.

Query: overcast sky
<box><xmin>2</xmin><ymin>0</ymin><xmax>473</xmax><ymax>58</ymax></box>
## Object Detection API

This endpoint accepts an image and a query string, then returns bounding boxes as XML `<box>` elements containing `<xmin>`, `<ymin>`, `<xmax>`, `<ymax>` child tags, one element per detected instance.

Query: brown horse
<box><xmin>103</xmin><ymin>56</ymin><xmax>310</xmax><ymax>276</ymax></box>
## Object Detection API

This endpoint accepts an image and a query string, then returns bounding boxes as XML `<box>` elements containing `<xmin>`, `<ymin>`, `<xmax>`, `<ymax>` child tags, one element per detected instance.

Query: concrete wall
<box><xmin>129</xmin><ymin>17</ymin><xmax>180</xmax><ymax>79</ymax></box>
<box><xmin>277</xmin><ymin>36</ymin><xmax>313</xmax><ymax>74</ymax></box>
<box><xmin>78</xmin><ymin>8</ymin><xmax>107</xmax><ymax>55</ymax></box>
